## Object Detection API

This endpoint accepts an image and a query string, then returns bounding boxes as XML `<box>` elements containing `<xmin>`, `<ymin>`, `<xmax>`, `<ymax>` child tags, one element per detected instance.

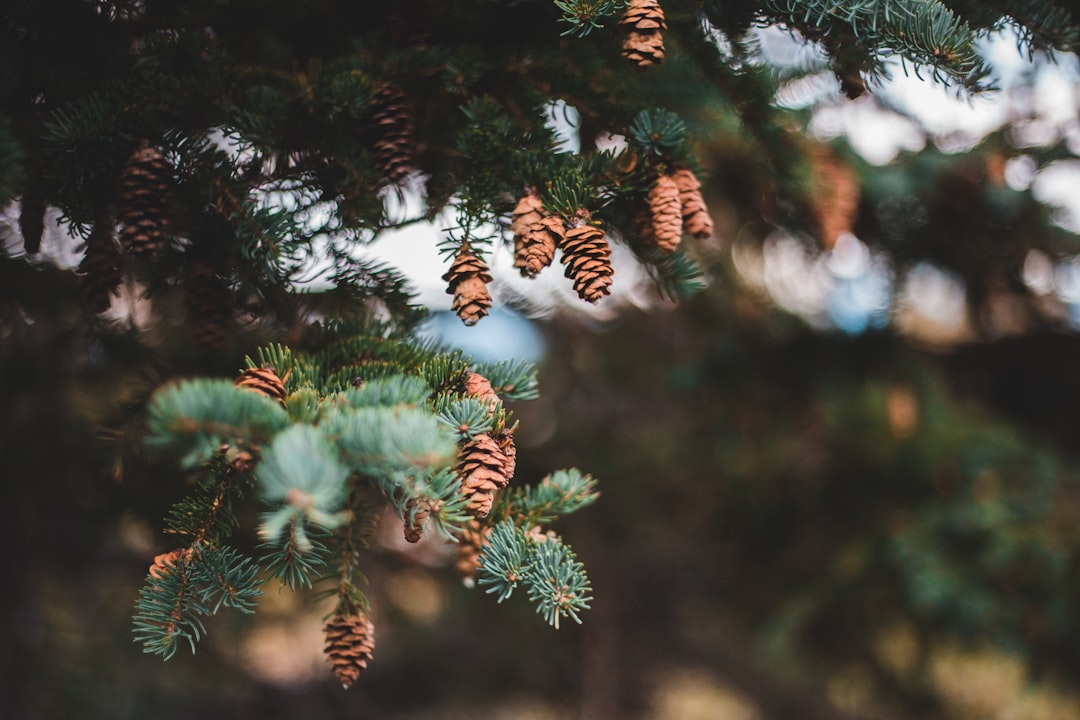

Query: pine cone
<box><xmin>324</xmin><ymin>613</ymin><xmax>376</xmax><ymax>689</ymax></box>
<box><xmin>620</xmin><ymin>0</ymin><xmax>666</xmax><ymax>69</ymax></box>
<box><xmin>511</xmin><ymin>192</ymin><xmax>559</xmax><ymax>278</ymax></box>
<box><xmin>454</xmin><ymin>518</ymin><xmax>492</xmax><ymax>581</ymax></box>
<box><xmin>117</xmin><ymin>145</ymin><xmax>173</xmax><ymax>258</ymax></box>
<box><xmin>403</xmin><ymin>497</ymin><xmax>431</xmax><ymax>543</ymax></box>
<box><xmin>463</xmin><ymin>371</ymin><xmax>500</xmax><ymax>415</ymax></box>
<box><xmin>77</xmin><ymin>220</ymin><xmax>123</xmax><ymax>314</ymax></box>
<box><xmin>559</xmin><ymin>223</ymin><xmax>614</xmax><ymax>304</ymax></box>
<box><xmin>457</xmin><ymin>433</ymin><xmax>510</xmax><ymax>518</ymax></box>
<box><xmin>443</xmin><ymin>248</ymin><xmax>492</xmax><ymax>326</ymax></box>
<box><xmin>235</xmin><ymin>366</ymin><xmax>288</xmax><ymax>406</ymax></box>
<box><xmin>370</xmin><ymin>84</ymin><xmax>415</xmax><ymax>184</ymax></box>
<box><xmin>810</xmin><ymin>147</ymin><xmax>859</xmax><ymax>249</ymax></box>
<box><xmin>148</xmin><ymin>548</ymin><xmax>185</xmax><ymax>580</ymax></box>
<box><xmin>673</xmin><ymin>168</ymin><xmax>714</xmax><ymax>239</ymax></box>
<box><xmin>183</xmin><ymin>260</ymin><xmax>232</xmax><ymax>351</ymax></box>
<box><xmin>648</xmin><ymin>174</ymin><xmax>682</xmax><ymax>254</ymax></box>
<box><xmin>496</xmin><ymin>428</ymin><xmax>516</xmax><ymax>481</ymax></box>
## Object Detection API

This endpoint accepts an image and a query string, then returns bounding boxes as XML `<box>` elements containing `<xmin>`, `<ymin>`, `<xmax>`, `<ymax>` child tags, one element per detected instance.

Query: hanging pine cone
<box><xmin>183</xmin><ymin>260</ymin><xmax>232</xmax><ymax>351</ymax></box>
<box><xmin>77</xmin><ymin>219</ymin><xmax>123</xmax><ymax>314</ymax></box>
<box><xmin>454</xmin><ymin>518</ymin><xmax>492</xmax><ymax>581</ymax></box>
<box><xmin>116</xmin><ymin>145</ymin><xmax>173</xmax><ymax>258</ymax></box>
<box><xmin>370</xmin><ymin>84</ymin><xmax>415</xmax><ymax>184</ymax></box>
<box><xmin>235</xmin><ymin>366</ymin><xmax>288</xmax><ymax>406</ymax></box>
<box><xmin>810</xmin><ymin>146</ymin><xmax>860</xmax><ymax>250</ymax></box>
<box><xmin>463</xmin><ymin>371</ymin><xmax>500</xmax><ymax>415</ymax></box>
<box><xmin>620</xmin><ymin>0</ymin><xmax>666</xmax><ymax>69</ymax></box>
<box><xmin>457</xmin><ymin>433</ymin><xmax>510</xmax><ymax>518</ymax></box>
<box><xmin>673</xmin><ymin>168</ymin><xmax>714</xmax><ymax>240</ymax></box>
<box><xmin>648</xmin><ymin>174</ymin><xmax>682</xmax><ymax>254</ymax></box>
<box><xmin>559</xmin><ymin>222</ymin><xmax>614</xmax><ymax>304</ymax></box>
<box><xmin>403</xmin><ymin>497</ymin><xmax>432</xmax><ymax>543</ymax></box>
<box><xmin>511</xmin><ymin>191</ymin><xmax>560</xmax><ymax>278</ymax></box>
<box><xmin>324</xmin><ymin>613</ymin><xmax>376</xmax><ymax>689</ymax></box>
<box><xmin>443</xmin><ymin>247</ymin><xmax>492</xmax><ymax>326</ymax></box>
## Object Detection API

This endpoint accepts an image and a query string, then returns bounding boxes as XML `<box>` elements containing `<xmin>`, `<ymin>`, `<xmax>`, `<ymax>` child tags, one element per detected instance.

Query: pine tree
<box><xmin>4</xmin><ymin>0</ymin><xmax>1080</xmax><ymax>712</ymax></box>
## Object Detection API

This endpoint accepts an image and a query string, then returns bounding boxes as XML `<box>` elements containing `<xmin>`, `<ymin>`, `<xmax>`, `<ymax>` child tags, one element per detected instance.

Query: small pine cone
<box><xmin>463</xmin><ymin>371</ymin><xmax>500</xmax><ymax>415</ymax></box>
<box><xmin>370</xmin><ymin>84</ymin><xmax>415</xmax><ymax>184</ymax></box>
<box><xmin>458</xmin><ymin>433</ymin><xmax>510</xmax><ymax>518</ymax></box>
<box><xmin>183</xmin><ymin>260</ymin><xmax>232</xmax><ymax>351</ymax></box>
<box><xmin>510</xmin><ymin>191</ymin><xmax>544</xmax><ymax>238</ymax></box>
<box><xmin>443</xmin><ymin>248</ymin><xmax>493</xmax><ymax>326</ymax></box>
<box><xmin>403</xmin><ymin>497</ymin><xmax>430</xmax><ymax>543</ymax></box>
<box><xmin>515</xmin><ymin>215</ymin><xmax>563</xmax><ymax>279</ymax></box>
<box><xmin>810</xmin><ymin>148</ymin><xmax>860</xmax><ymax>249</ymax></box>
<box><xmin>117</xmin><ymin>145</ymin><xmax>173</xmax><ymax>258</ymax></box>
<box><xmin>77</xmin><ymin>220</ymin><xmax>123</xmax><ymax>314</ymax></box>
<box><xmin>324</xmin><ymin>613</ymin><xmax>376</xmax><ymax>689</ymax></box>
<box><xmin>148</xmin><ymin>548</ymin><xmax>185</xmax><ymax>579</ymax></box>
<box><xmin>559</xmin><ymin>223</ymin><xmax>614</xmax><ymax>304</ymax></box>
<box><xmin>648</xmin><ymin>174</ymin><xmax>683</xmax><ymax>254</ymax></box>
<box><xmin>454</xmin><ymin>518</ymin><xmax>492</xmax><ymax>580</ymax></box>
<box><xmin>235</xmin><ymin>366</ymin><xmax>288</xmax><ymax>406</ymax></box>
<box><xmin>620</xmin><ymin>0</ymin><xmax>666</xmax><ymax>69</ymax></box>
<box><xmin>672</xmin><ymin>168</ymin><xmax>713</xmax><ymax>239</ymax></box>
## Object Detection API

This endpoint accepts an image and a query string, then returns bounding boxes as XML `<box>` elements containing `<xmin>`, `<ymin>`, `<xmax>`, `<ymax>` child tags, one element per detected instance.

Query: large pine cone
<box><xmin>511</xmin><ymin>192</ymin><xmax>560</xmax><ymax>278</ymax></box>
<box><xmin>370</xmin><ymin>84</ymin><xmax>415</xmax><ymax>184</ymax></box>
<box><xmin>648</xmin><ymin>174</ymin><xmax>682</xmax><ymax>254</ymax></box>
<box><xmin>463</xmin><ymin>371</ymin><xmax>500</xmax><ymax>415</ymax></box>
<box><xmin>443</xmin><ymin>248</ymin><xmax>493</xmax><ymax>326</ymax></box>
<box><xmin>620</xmin><ymin>0</ymin><xmax>666</xmax><ymax>69</ymax></box>
<box><xmin>672</xmin><ymin>168</ymin><xmax>714</xmax><ymax>239</ymax></box>
<box><xmin>117</xmin><ymin>145</ymin><xmax>173</xmax><ymax>258</ymax></box>
<box><xmin>559</xmin><ymin>223</ymin><xmax>614</xmax><ymax>304</ymax></box>
<box><xmin>324</xmin><ymin>613</ymin><xmax>376</xmax><ymax>689</ymax></box>
<box><xmin>458</xmin><ymin>433</ymin><xmax>511</xmax><ymax>518</ymax></box>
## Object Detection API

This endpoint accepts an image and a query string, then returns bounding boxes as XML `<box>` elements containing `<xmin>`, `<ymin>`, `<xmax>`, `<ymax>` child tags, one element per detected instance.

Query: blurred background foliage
<box><xmin>8</xmin><ymin>1</ymin><xmax>1080</xmax><ymax>719</ymax></box>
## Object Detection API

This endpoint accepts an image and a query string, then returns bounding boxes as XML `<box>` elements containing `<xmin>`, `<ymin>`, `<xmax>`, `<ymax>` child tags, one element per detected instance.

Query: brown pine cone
<box><xmin>403</xmin><ymin>498</ymin><xmax>430</xmax><ymax>543</ymax></box>
<box><xmin>463</xmin><ymin>371</ymin><xmax>500</xmax><ymax>415</ymax></box>
<box><xmin>235</xmin><ymin>366</ymin><xmax>288</xmax><ymax>406</ymax></box>
<box><xmin>620</xmin><ymin>0</ymin><xmax>666</xmax><ymax>69</ymax></box>
<box><xmin>117</xmin><ymin>145</ymin><xmax>173</xmax><ymax>258</ymax></box>
<box><xmin>454</xmin><ymin>518</ymin><xmax>492</xmax><ymax>581</ymax></box>
<box><xmin>370</xmin><ymin>84</ymin><xmax>415</xmax><ymax>184</ymax></box>
<box><xmin>496</xmin><ymin>428</ymin><xmax>516</xmax><ymax>481</ymax></box>
<box><xmin>511</xmin><ymin>192</ymin><xmax>559</xmax><ymax>278</ymax></box>
<box><xmin>810</xmin><ymin>147</ymin><xmax>860</xmax><ymax>250</ymax></box>
<box><xmin>457</xmin><ymin>433</ymin><xmax>510</xmax><ymax>518</ymax></box>
<box><xmin>672</xmin><ymin>168</ymin><xmax>714</xmax><ymax>239</ymax></box>
<box><xmin>648</xmin><ymin>174</ymin><xmax>682</xmax><ymax>254</ymax></box>
<box><xmin>559</xmin><ymin>223</ymin><xmax>614</xmax><ymax>304</ymax></box>
<box><xmin>324</xmin><ymin>613</ymin><xmax>376</xmax><ymax>689</ymax></box>
<box><xmin>443</xmin><ymin>248</ymin><xmax>493</xmax><ymax>326</ymax></box>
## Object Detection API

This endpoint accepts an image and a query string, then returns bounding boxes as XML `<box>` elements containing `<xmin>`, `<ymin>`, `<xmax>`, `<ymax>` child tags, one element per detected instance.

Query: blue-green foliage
<box><xmin>478</xmin><ymin>520</ymin><xmax>593</xmax><ymax>628</ymax></box>
<box><xmin>145</xmin><ymin>379</ymin><xmax>291</xmax><ymax>468</ymax></box>
<box><xmin>132</xmin><ymin>544</ymin><xmax>262</xmax><ymax>660</ymax></box>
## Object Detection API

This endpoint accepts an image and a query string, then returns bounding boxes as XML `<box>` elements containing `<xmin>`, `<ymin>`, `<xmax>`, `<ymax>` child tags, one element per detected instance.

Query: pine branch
<box><xmin>145</xmin><ymin>379</ymin><xmax>291</xmax><ymax>468</ymax></box>
<box><xmin>470</xmin><ymin>359</ymin><xmax>541</xmax><ymax>401</ymax></box>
